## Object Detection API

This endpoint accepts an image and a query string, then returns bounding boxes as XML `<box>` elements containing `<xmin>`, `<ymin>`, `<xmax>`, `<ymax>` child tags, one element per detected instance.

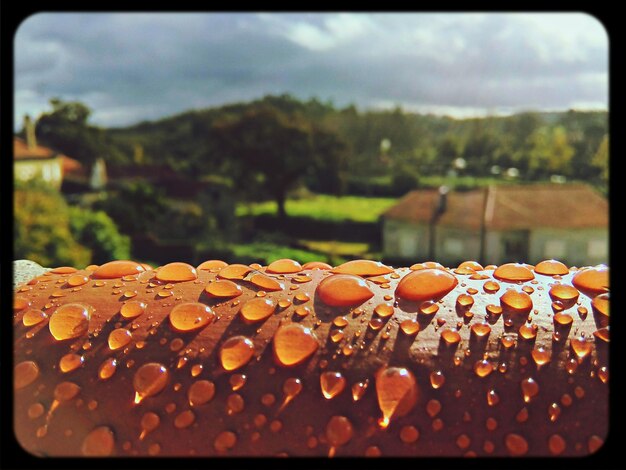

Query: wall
<box><xmin>14</xmin><ymin>158</ymin><xmax>63</xmax><ymax>189</ymax></box>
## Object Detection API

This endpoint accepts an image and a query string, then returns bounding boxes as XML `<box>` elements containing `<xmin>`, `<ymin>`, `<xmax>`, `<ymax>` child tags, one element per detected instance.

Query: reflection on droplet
<box><xmin>320</xmin><ymin>371</ymin><xmax>346</xmax><ymax>399</ymax></box>
<box><xmin>98</xmin><ymin>358</ymin><xmax>117</xmax><ymax>380</ymax></box>
<box><xmin>375</xmin><ymin>366</ymin><xmax>418</xmax><ymax>428</ymax></box>
<box><xmin>351</xmin><ymin>380</ymin><xmax>369</xmax><ymax>401</ymax></box>
<box><xmin>430</xmin><ymin>370</ymin><xmax>445</xmax><ymax>389</ymax></box>
<box><xmin>521</xmin><ymin>377</ymin><xmax>539</xmax><ymax>403</ymax></box>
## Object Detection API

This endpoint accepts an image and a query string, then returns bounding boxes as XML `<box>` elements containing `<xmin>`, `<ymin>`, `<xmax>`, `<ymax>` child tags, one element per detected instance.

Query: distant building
<box><xmin>381</xmin><ymin>183</ymin><xmax>608</xmax><ymax>267</ymax></box>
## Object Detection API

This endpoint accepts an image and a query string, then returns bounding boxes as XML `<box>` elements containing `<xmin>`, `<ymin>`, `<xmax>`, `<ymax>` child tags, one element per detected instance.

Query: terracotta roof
<box><xmin>14</xmin><ymin>137</ymin><xmax>59</xmax><ymax>160</ymax></box>
<box><xmin>61</xmin><ymin>156</ymin><xmax>86</xmax><ymax>177</ymax></box>
<box><xmin>382</xmin><ymin>183</ymin><xmax>608</xmax><ymax>230</ymax></box>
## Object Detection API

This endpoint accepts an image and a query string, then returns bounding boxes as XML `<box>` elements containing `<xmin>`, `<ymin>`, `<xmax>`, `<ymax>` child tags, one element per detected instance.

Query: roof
<box><xmin>381</xmin><ymin>183</ymin><xmax>608</xmax><ymax>230</ymax></box>
<box><xmin>14</xmin><ymin>137</ymin><xmax>60</xmax><ymax>160</ymax></box>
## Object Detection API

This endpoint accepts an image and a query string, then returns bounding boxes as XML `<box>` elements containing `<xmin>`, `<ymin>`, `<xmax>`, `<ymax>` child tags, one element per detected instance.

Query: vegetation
<box><xmin>16</xmin><ymin>95</ymin><xmax>609</xmax><ymax>266</ymax></box>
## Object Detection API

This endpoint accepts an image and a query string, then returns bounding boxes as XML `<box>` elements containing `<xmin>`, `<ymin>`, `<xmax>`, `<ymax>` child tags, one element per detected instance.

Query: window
<box><xmin>443</xmin><ymin>238</ymin><xmax>463</xmax><ymax>257</ymax></box>
<box><xmin>544</xmin><ymin>240</ymin><xmax>566</xmax><ymax>259</ymax></box>
<box><xmin>588</xmin><ymin>239</ymin><xmax>608</xmax><ymax>259</ymax></box>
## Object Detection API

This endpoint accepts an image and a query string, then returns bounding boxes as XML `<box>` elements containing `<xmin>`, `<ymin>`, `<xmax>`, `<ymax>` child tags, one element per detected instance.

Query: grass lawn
<box><xmin>235</xmin><ymin>194</ymin><xmax>398</xmax><ymax>223</ymax></box>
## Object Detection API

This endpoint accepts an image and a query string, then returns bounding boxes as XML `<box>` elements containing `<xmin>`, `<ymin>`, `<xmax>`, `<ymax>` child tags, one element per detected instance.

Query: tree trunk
<box><xmin>276</xmin><ymin>192</ymin><xmax>287</xmax><ymax>220</ymax></box>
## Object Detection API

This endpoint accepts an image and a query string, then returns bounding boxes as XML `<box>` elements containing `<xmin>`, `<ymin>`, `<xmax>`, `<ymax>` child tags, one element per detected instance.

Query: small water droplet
<box><xmin>14</xmin><ymin>360</ymin><xmax>39</xmax><ymax>389</ymax></box>
<box><xmin>214</xmin><ymin>431</ymin><xmax>237</xmax><ymax>453</ymax></box>
<box><xmin>570</xmin><ymin>336</ymin><xmax>593</xmax><ymax>363</ymax></box>
<box><xmin>240</xmin><ymin>297</ymin><xmax>276</xmax><ymax>323</ymax></box>
<box><xmin>250</xmin><ymin>273</ymin><xmax>284</xmax><ymax>292</ymax></box>
<box><xmin>59</xmin><ymin>353</ymin><xmax>84</xmax><ymax>373</ymax></box>
<box><xmin>531</xmin><ymin>347</ymin><xmax>551</xmax><ymax>369</ymax></box>
<box><xmin>219</xmin><ymin>336</ymin><xmax>255</xmax><ymax>371</ymax></box>
<box><xmin>266</xmin><ymin>258</ymin><xmax>303</xmax><ymax>274</ymax></box>
<box><xmin>518</xmin><ymin>323</ymin><xmax>538</xmax><ymax>340</ymax></box>
<box><xmin>278</xmin><ymin>377</ymin><xmax>303</xmax><ymax>412</ymax></box>
<box><xmin>374</xmin><ymin>303</ymin><xmax>394</xmax><ymax>318</ymax></box>
<box><xmin>429</xmin><ymin>370</ymin><xmax>445</xmax><ymax>389</ymax></box>
<box><xmin>441</xmin><ymin>328</ymin><xmax>461</xmax><ymax>345</ymax></box>
<box><xmin>139</xmin><ymin>411</ymin><xmax>160</xmax><ymax>440</ymax></box>
<box><xmin>505</xmin><ymin>433</ymin><xmax>529</xmax><ymax>456</ymax></box>
<box><xmin>320</xmin><ymin>371</ymin><xmax>346</xmax><ymax>399</ymax></box>
<box><xmin>521</xmin><ymin>377</ymin><xmax>539</xmax><ymax>403</ymax></box>
<box><xmin>326</xmin><ymin>415</ymin><xmax>353</xmax><ymax>456</ymax></box>
<box><xmin>400</xmin><ymin>319</ymin><xmax>420</xmax><ymax>336</ymax></box>
<box><xmin>548</xmin><ymin>434</ymin><xmax>566</xmax><ymax>455</ymax></box>
<box><xmin>108</xmin><ymin>328</ymin><xmax>132</xmax><ymax>350</ymax></box>
<box><xmin>548</xmin><ymin>402</ymin><xmax>561</xmax><ymax>422</ymax></box>
<box><xmin>188</xmin><ymin>379</ymin><xmax>215</xmax><ymax>406</ymax></box>
<box><xmin>155</xmin><ymin>262</ymin><xmax>198</xmax><ymax>282</ymax></box>
<box><xmin>197</xmin><ymin>259</ymin><xmax>228</xmax><ymax>271</ymax></box>
<box><xmin>81</xmin><ymin>426</ymin><xmax>115</xmax><ymax>456</ymax></box>
<box><xmin>273</xmin><ymin>323</ymin><xmax>319</xmax><ymax>367</ymax></box>
<box><xmin>351</xmin><ymin>379</ymin><xmax>369</xmax><ymax>401</ymax></box>
<box><xmin>98</xmin><ymin>358</ymin><xmax>117</xmax><ymax>380</ymax></box>
<box><xmin>470</xmin><ymin>321</ymin><xmax>491</xmax><ymax>338</ymax></box>
<box><xmin>22</xmin><ymin>308</ymin><xmax>48</xmax><ymax>327</ymax></box>
<box><xmin>474</xmin><ymin>359</ymin><xmax>494</xmax><ymax>378</ymax></box>
<box><xmin>169</xmin><ymin>302</ymin><xmax>215</xmax><ymax>332</ymax></box>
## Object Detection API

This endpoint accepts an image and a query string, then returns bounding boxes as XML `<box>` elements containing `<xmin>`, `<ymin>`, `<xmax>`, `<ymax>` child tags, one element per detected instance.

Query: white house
<box><xmin>381</xmin><ymin>183</ymin><xmax>608</xmax><ymax>267</ymax></box>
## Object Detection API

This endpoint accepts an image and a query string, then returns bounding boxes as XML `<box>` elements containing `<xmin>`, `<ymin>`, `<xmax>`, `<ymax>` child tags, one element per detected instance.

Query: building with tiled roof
<box><xmin>381</xmin><ymin>183</ymin><xmax>608</xmax><ymax>267</ymax></box>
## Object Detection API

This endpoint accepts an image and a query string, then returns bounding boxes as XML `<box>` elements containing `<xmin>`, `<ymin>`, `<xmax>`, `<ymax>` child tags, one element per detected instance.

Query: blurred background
<box><xmin>13</xmin><ymin>12</ymin><xmax>609</xmax><ymax>269</ymax></box>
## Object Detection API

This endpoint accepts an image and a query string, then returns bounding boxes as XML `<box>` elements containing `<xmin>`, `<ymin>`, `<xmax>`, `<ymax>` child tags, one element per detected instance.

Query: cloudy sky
<box><xmin>14</xmin><ymin>12</ymin><xmax>608</xmax><ymax>130</ymax></box>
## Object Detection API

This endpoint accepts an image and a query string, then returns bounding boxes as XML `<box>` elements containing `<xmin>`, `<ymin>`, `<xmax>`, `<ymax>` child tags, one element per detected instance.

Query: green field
<box><xmin>235</xmin><ymin>194</ymin><xmax>398</xmax><ymax>223</ymax></box>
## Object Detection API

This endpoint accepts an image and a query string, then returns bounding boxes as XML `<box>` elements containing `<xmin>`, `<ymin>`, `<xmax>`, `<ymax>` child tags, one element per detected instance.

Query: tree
<box><xmin>591</xmin><ymin>134</ymin><xmax>609</xmax><ymax>188</ymax></box>
<box><xmin>14</xmin><ymin>179</ymin><xmax>91</xmax><ymax>268</ymax></box>
<box><xmin>34</xmin><ymin>98</ymin><xmax>106</xmax><ymax>168</ymax></box>
<box><xmin>211</xmin><ymin>104</ymin><xmax>345</xmax><ymax>219</ymax></box>
<box><xmin>527</xmin><ymin>126</ymin><xmax>575</xmax><ymax>179</ymax></box>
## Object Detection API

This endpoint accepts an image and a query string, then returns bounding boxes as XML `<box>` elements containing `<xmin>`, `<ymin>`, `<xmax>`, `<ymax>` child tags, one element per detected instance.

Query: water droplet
<box><xmin>548</xmin><ymin>402</ymin><xmax>561</xmax><ymax>422</ymax></box>
<box><xmin>516</xmin><ymin>407</ymin><xmax>529</xmax><ymax>423</ymax></box>
<box><xmin>65</xmin><ymin>273</ymin><xmax>89</xmax><ymax>287</ymax></box>
<box><xmin>59</xmin><ymin>353</ymin><xmax>84</xmax><ymax>373</ymax></box>
<box><xmin>572</xmin><ymin>265</ymin><xmax>609</xmax><ymax>298</ymax></box>
<box><xmin>500</xmin><ymin>289</ymin><xmax>533</xmax><ymax>315</ymax></box>
<box><xmin>169</xmin><ymin>302</ymin><xmax>215</xmax><ymax>332</ymax></box>
<box><xmin>174</xmin><ymin>409</ymin><xmax>195</xmax><ymax>428</ymax></box>
<box><xmin>92</xmin><ymin>260</ymin><xmax>145</xmax><ymax>279</ymax></box>
<box><xmin>320</xmin><ymin>371</ymin><xmax>346</xmax><ymax>399</ymax></box>
<box><xmin>250</xmin><ymin>273</ymin><xmax>284</xmax><ymax>292</ymax></box>
<box><xmin>486</xmin><ymin>304</ymin><xmax>503</xmax><ymax>317</ymax></box>
<box><xmin>326</xmin><ymin>415</ymin><xmax>353</xmax><ymax>456</ymax></box>
<box><xmin>220</xmin><ymin>336</ymin><xmax>255</xmax><ymax>371</ymax></box>
<box><xmin>188</xmin><ymin>379</ymin><xmax>215</xmax><ymax>406</ymax></box>
<box><xmin>120</xmin><ymin>300</ymin><xmax>147</xmax><ymax>319</ymax></box>
<box><xmin>351</xmin><ymin>380</ymin><xmax>369</xmax><ymax>401</ymax></box>
<box><xmin>139</xmin><ymin>412</ymin><xmax>160</xmax><ymax>440</ymax></box>
<box><xmin>49</xmin><ymin>303</ymin><xmax>92</xmax><ymax>340</ymax></box>
<box><xmin>399</xmin><ymin>425</ymin><xmax>420</xmax><ymax>444</ymax></box>
<box><xmin>54</xmin><ymin>381</ymin><xmax>81</xmax><ymax>401</ymax></box>
<box><xmin>493</xmin><ymin>263</ymin><xmax>534</xmax><ymax>283</ymax></box>
<box><xmin>294</xmin><ymin>305</ymin><xmax>311</xmax><ymax>318</ymax></box>
<box><xmin>553</xmin><ymin>312</ymin><xmax>573</xmax><ymax>327</ymax></box>
<box><xmin>374</xmin><ymin>303</ymin><xmax>394</xmax><ymax>318</ymax></box>
<box><xmin>549</xmin><ymin>283</ymin><xmax>579</xmax><ymax>306</ymax></box>
<box><xmin>534</xmin><ymin>259</ymin><xmax>569</xmax><ymax>276</ymax></box>
<box><xmin>430</xmin><ymin>370</ymin><xmax>445</xmax><ymax>389</ymax></box>
<box><xmin>375</xmin><ymin>366</ymin><xmax>418</xmax><ymax>428</ymax></box>
<box><xmin>505</xmin><ymin>433</ymin><xmax>529</xmax><ymax>456</ymax></box>
<box><xmin>426</xmin><ymin>398</ymin><xmax>442</xmax><ymax>418</ymax></box>
<box><xmin>470</xmin><ymin>321</ymin><xmax>491</xmax><ymax>338</ymax></box>
<box><xmin>98</xmin><ymin>358</ymin><xmax>117</xmax><ymax>380</ymax></box>
<box><xmin>22</xmin><ymin>308</ymin><xmax>48</xmax><ymax>327</ymax></box>
<box><xmin>521</xmin><ymin>377</ymin><xmax>539</xmax><ymax>403</ymax></box>
<box><xmin>278</xmin><ymin>377</ymin><xmax>303</xmax><ymax>412</ymax></box>
<box><xmin>133</xmin><ymin>363</ymin><xmax>169</xmax><ymax>404</ymax></box>
<box><xmin>456</xmin><ymin>434</ymin><xmax>471</xmax><ymax>450</ymax></box>
<box><xmin>273</xmin><ymin>323</ymin><xmax>319</xmax><ymax>366</ymax></box>
<box><xmin>474</xmin><ymin>359</ymin><xmax>494</xmax><ymax>378</ymax></box>
<box><xmin>14</xmin><ymin>360</ymin><xmax>39</xmax><ymax>389</ymax></box>
<box><xmin>518</xmin><ymin>323</ymin><xmax>538</xmax><ymax>340</ymax></box>
<box><xmin>155</xmin><ymin>262</ymin><xmax>198</xmax><ymax>282</ymax></box>
<box><xmin>395</xmin><ymin>268</ymin><xmax>458</xmax><ymax>302</ymax></box>
<box><xmin>214</xmin><ymin>431</ymin><xmax>237</xmax><ymax>453</ymax></box>
<box><xmin>108</xmin><ymin>328</ymin><xmax>132</xmax><ymax>350</ymax></box>
<box><xmin>570</xmin><ymin>336</ymin><xmax>593</xmax><ymax>363</ymax></box>
<box><xmin>239</xmin><ymin>297</ymin><xmax>276</xmax><ymax>323</ymax></box>
<box><xmin>440</xmin><ymin>328</ymin><xmax>461</xmax><ymax>345</ymax></box>
<box><xmin>456</xmin><ymin>293</ymin><xmax>474</xmax><ymax>310</ymax></box>
<box><xmin>483</xmin><ymin>280</ymin><xmax>500</xmax><ymax>293</ymax></box>
<box><xmin>264</xmin><ymin>258</ymin><xmax>303</xmax><ymax>275</ymax></box>
<box><xmin>197</xmin><ymin>259</ymin><xmax>228</xmax><ymax>271</ymax></box>
<box><xmin>598</xmin><ymin>366</ymin><xmax>609</xmax><ymax>384</ymax></box>
<box><xmin>27</xmin><ymin>402</ymin><xmax>45</xmax><ymax>419</ymax></box>
<box><xmin>331</xmin><ymin>259</ymin><xmax>393</xmax><ymax>276</ymax></box>
<box><xmin>486</xmin><ymin>389</ymin><xmax>500</xmax><ymax>406</ymax></box>
<box><xmin>81</xmin><ymin>426</ymin><xmax>115</xmax><ymax>456</ymax></box>
<box><xmin>400</xmin><ymin>319</ymin><xmax>420</xmax><ymax>336</ymax></box>
<box><xmin>316</xmin><ymin>274</ymin><xmax>374</xmax><ymax>307</ymax></box>
<box><xmin>531</xmin><ymin>347</ymin><xmax>551</xmax><ymax>369</ymax></box>
<box><xmin>548</xmin><ymin>434</ymin><xmax>566</xmax><ymax>455</ymax></box>
<box><xmin>368</xmin><ymin>317</ymin><xmax>384</xmax><ymax>331</ymax></box>
<box><xmin>591</xmin><ymin>292</ymin><xmax>609</xmax><ymax>320</ymax></box>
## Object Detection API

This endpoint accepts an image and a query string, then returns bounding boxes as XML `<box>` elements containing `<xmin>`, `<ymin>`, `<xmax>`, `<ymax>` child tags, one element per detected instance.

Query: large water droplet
<box><xmin>591</xmin><ymin>293</ymin><xmax>609</xmax><ymax>321</ymax></box>
<box><xmin>169</xmin><ymin>302</ymin><xmax>215</xmax><ymax>332</ymax></box>
<box><xmin>534</xmin><ymin>259</ymin><xmax>569</xmax><ymax>276</ymax></box>
<box><xmin>316</xmin><ymin>274</ymin><xmax>374</xmax><ymax>307</ymax></box>
<box><xmin>67</xmin><ymin>274</ymin><xmax>89</xmax><ymax>287</ymax></box>
<box><xmin>375</xmin><ymin>366</ymin><xmax>418</xmax><ymax>428</ymax></box>
<box><xmin>92</xmin><ymin>260</ymin><xmax>145</xmax><ymax>279</ymax></box>
<box><xmin>266</xmin><ymin>258</ymin><xmax>303</xmax><ymax>274</ymax></box>
<box><xmin>49</xmin><ymin>303</ymin><xmax>92</xmax><ymax>340</ymax></box>
<box><xmin>572</xmin><ymin>265</ymin><xmax>609</xmax><ymax>298</ymax></box>
<box><xmin>108</xmin><ymin>328</ymin><xmax>132</xmax><ymax>350</ymax></box>
<box><xmin>326</xmin><ymin>416</ymin><xmax>353</xmax><ymax>456</ymax></box>
<box><xmin>22</xmin><ymin>308</ymin><xmax>48</xmax><ymax>327</ymax></box>
<box><xmin>493</xmin><ymin>263</ymin><xmax>534</xmax><ymax>283</ymax></box>
<box><xmin>120</xmin><ymin>300</ymin><xmax>147</xmax><ymax>319</ymax></box>
<box><xmin>331</xmin><ymin>259</ymin><xmax>393</xmax><ymax>277</ymax></box>
<box><xmin>174</xmin><ymin>409</ymin><xmax>195</xmax><ymax>429</ymax></box>
<box><xmin>197</xmin><ymin>260</ymin><xmax>228</xmax><ymax>271</ymax></box>
<box><xmin>240</xmin><ymin>297</ymin><xmax>276</xmax><ymax>323</ymax></box>
<box><xmin>219</xmin><ymin>336</ymin><xmax>255</xmax><ymax>371</ymax></box>
<box><xmin>59</xmin><ymin>353</ymin><xmax>84</xmax><ymax>373</ymax></box>
<box><xmin>320</xmin><ymin>371</ymin><xmax>346</xmax><ymax>399</ymax></box>
<box><xmin>205</xmin><ymin>279</ymin><xmax>243</xmax><ymax>298</ymax></box>
<box><xmin>214</xmin><ymin>430</ymin><xmax>237</xmax><ymax>453</ymax></box>
<box><xmin>218</xmin><ymin>264</ymin><xmax>252</xmax><ymax>280</ymax></box>
<box><xmin>500</xmin><ymin>289</ymin><xmax>533</xmax><ymax>315</ymax></box>
<box><xmin>273</xmin><ymin>323</ymin><xmax>319</xmax><ymax>366</ymax></box>
<box><xmin>250</xmin><ymin>274</ymin><xmax>284</xmax><ymax>292</ymax></box>
<box><xmin>133</xmin><ymin>363</ymin><xmax>169</xmax><ymax>404</ymax></box>
<box><xmin>155</xmin><ymin>262</ymin><xmax>198</xmax><ymax>282</ymax></box>
<box><xmin>548</xmin><ymin>434</ymin><xmax>566</xmax><ymax>455</ymax></box>
<box><xmin>139</xmin><ymin>411</ymin><xmax>160</xmax><ymax>440</ymax></box>
<box><xmin>14</xmin><ymin>360</ymin><xmax>39</xmax><ymax>389</ymax></box>
<box><xmin>505</xmin><ymin>433</ymin><xmax>529</xmax><ymax>456</ymax></box>
<box><xmin>395</xmin><ymin>268</ymin><xmax>458</xmax><ymax>302</ymax></box>
<box><xmin>81</xmin><ymin>426</ymin><xmax>115</xmax><ymax>456</ymax></box>
<box><xmin>302</xmin><ymin>261</ymin><xmax>332</xmax><ymax>270</ymax></box>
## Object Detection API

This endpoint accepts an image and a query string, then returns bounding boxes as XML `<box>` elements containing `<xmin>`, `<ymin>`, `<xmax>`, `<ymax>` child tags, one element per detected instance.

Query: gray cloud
<box><xmin>14</xmin><ymin>12</ymin><xmax>608</xmax><ymax>129</ymax></box>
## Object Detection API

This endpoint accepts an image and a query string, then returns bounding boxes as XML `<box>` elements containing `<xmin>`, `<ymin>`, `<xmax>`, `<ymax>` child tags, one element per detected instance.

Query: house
<box><xmin>381</xmin><ymin>183</ymin><xmax>609</xmax><ymax>267</ymax></box>
<box><xmin>13</xmin><ymin>115</ymin><xmax>86</xmax><ymax>190</ymax></box>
